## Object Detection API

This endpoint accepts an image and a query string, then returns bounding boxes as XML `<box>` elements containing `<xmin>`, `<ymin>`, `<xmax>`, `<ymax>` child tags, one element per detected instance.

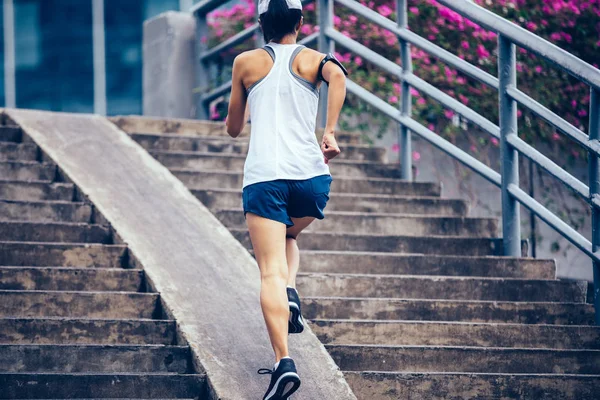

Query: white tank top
<box><xmin>242</xmin><ymin>43</ymin><xmax>330</xmax><ymax>188</ymax></box>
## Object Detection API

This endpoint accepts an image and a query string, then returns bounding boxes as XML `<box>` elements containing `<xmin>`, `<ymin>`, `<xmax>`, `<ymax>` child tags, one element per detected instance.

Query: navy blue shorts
<box><xmin>242</xmin><ymin>174</ymin><xmax>333</xmax><ymax>228</ymax></box>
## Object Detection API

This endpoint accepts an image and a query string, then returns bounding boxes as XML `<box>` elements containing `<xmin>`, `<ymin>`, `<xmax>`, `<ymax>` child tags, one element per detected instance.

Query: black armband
<box><xmin>318</xmin><ymin>53</ymin><xmax>349</xmax><ymax>85</ymax></box>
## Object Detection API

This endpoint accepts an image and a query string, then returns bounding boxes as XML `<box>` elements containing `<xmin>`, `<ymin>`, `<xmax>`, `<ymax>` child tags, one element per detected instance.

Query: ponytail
<box><xmin>260</xmin><ymin>0</ymin><xmax>303</xmax><ymax>43</ymax></box>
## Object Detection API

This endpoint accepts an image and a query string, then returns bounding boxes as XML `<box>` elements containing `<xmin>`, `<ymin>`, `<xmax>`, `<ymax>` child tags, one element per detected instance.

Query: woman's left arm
<box><xmin>226</xmin><ymin>55</ymin><xmax>248</xmax><ymax>138</ymax></box>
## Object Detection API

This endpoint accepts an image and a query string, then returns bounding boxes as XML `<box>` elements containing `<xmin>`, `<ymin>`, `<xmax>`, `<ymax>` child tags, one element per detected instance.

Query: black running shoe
<box><xmin>287</xmin><ymin>287</ymin><xmax>304</xmax><ymax>334</ymax></box>
<box><xmin>258</xmin><ymin>358</ymin><xmax>301</xmax><ymax>400</ymax></box>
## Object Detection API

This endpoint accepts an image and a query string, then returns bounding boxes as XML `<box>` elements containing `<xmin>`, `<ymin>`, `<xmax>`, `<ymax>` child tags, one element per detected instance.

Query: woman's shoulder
<box><xmin>234</xmin><ymin>48</ymin><xmax>272</xmax><ymax>67</ymax></box>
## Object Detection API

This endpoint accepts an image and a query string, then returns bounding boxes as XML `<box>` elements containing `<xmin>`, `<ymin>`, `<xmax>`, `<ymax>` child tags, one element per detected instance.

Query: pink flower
<box><xmin>354</xmin><ymin>56</ymin><xmax>363</xmax><ymax>66</ymax></box>
<box><xmin>535</xmin><ymin>66</ymin><xmax>543</xmax><ymax>73</ymax></box>
<box><xmin>378</xmin><ymin>5</ymin><xmax>393</xmax><ymax>17</ymax></box>
<box><xmin>578</xmin><ymin>109</ymin><xmax>588</xmax><ymax>117</ymax></box>
<box><xmin>456</xmin><ymin>77</ymin><xmax>467</xmax><ymax>85</ymax></box>
<box><xmin>526</xmin><ymin>21</ymin><xmax>537</xmax><ymax>31</ymax></box>
<box><xmin>517</xmin><ymin>110</ymin><xmax>523</xmax><ymax>117</ymax></box>
<box><xmin>305</xmin><ymin>3</ymin><xmax>315</xmax><ymax>11</ymax></box>
<box><xmin>410</xmin><ymin>87</ymin><xmax>420</xmax><ymax>97</ymax></box>
<box><xmin>334</xmin><ymin>16</ymin><xmax>342</xmax><ymax>25</ymax></box>
<box><xmin>571</xmin><ymin>100</ymin><xmax>578</xmax><ymax>108</ymax></box>
<box><xmin>378</xmin><ymin>76</ymin><xmax>386</xmax><ymax>84</ymax></box>
<box><xmin>552</xmin><ymin>133</ymin><xmax>561</xmax><ymax>141</ymax></box>
<box><xmin>477</xmin><ymin>44</ymin><xmax>490</xmax><ymax>59</ymax></box>
<box><xmin>388</xmin><ymin>95</ymin><xmax>399</xmax><ymax>103</ymax></box>
<box><xmin>428</xmin><ymin>123</ymin><xmax>435</xmax><ymax>131</ymax></box>
<box><xmin>470</xmin><ymin>145</ymin><xmax>477</xmax><ymax>153</ymax></box>
<box><xmin>417</xmin><ymin>98</ymin><xmax>426</xmax><ymax>105</ymax></box>
<box><xmin>300</xmin><ymin>24</ymin><xmax>313</xmax><ymax>35</ymax></box>
<box><xmin>349</xmin><ymin>15</ymin><xmax>358</xmax><ymax>23</ymax></box>
<box><xmin>412</xmin><ymin>151</ymin><xmax>421</xmax><ymax>162</ymax></box>
<box><xmin>561</xmin><ymin>32</ymin><xmax>573</xmax><ymax>43</ymax></box>
<box><xmin>393</xmin><ymin>83</ymin><xmax>401</xmax><ymax>93</ymax></box>
<box><xmin>550</xmin><ymin>32</ymin><xmax>562</xmax><ymax>41</ymax></box>
<box><xmin>409</xmin><ymin>6</ymin><xmax>419</xmax><ymax>14</ymax></box>
<box><xmin>444</xmin><ymin>110</ymin><xmax>454</xmax><ymax>119</ymax></box>
<box><xmin>461</xmin><ymin>41</ymin><xmax>470</xmax><ymax>50</ymax></box>
<box><xmin>391</xmin><ymin>143</ymin><xmax>400</xmax><ymax>153</ymax></box>
<box><xmin>491</xmin><ymin>138</ymin><xmax>499</xmax><ymax>146</ymax></box>
<box><xmin>459</xmin><ymin>94</ymin><xmax>469</xmax><ymax>105</ymax></box>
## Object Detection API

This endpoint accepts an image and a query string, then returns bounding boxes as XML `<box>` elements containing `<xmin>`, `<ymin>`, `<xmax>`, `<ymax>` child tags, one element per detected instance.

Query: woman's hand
<box><xmin>321</xmin><ymin>131</ymin><xmax>341</xmax><ymax>164</ymax></box>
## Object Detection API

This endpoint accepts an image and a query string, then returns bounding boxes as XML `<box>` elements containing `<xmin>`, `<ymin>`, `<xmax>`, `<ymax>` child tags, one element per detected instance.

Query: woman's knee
<box><xmin>259</xmin><ymin>260</ymin><xmax>288</xmax><ymax>282</ymax></box>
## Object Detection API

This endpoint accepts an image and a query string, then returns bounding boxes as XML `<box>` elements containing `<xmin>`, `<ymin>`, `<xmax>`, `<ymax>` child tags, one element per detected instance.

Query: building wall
<box><xmin>2</xmin><ymin>0</ymin><xmax>183</xmax><ymax>114</ymax></box>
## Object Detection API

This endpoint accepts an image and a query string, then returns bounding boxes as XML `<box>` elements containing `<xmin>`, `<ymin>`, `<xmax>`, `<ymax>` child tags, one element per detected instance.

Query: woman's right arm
<box><xmin>320</xmin><ymin>61</ymin><xmax>346</xmax><ymax>163</ymax></box>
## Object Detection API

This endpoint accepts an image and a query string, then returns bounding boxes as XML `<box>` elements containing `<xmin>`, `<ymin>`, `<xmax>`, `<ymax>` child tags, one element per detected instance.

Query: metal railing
<box><xmin>191</xmin><ymin>0</ymin><xmax>600</xmax><ymax>323</ymax></box>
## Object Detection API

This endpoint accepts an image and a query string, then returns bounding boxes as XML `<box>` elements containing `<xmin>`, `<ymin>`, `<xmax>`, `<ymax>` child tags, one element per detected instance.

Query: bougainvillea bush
<box><xmin>206</xmin><ymin>0</ymin><xmax>600</xmax><ymax>167</ymax></box>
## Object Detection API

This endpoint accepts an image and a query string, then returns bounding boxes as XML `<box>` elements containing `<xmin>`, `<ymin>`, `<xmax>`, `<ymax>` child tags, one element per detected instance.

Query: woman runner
<box><xmin>225</xmin><ymin>0</ymin><xmax>348</xmax><ymax>397</ymax></box>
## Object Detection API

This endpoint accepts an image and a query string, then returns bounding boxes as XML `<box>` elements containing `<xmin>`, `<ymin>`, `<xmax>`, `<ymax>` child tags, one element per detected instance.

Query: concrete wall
<box><xmin>143</xmin><ymin>12</ymin><xmax>197</xmax><ymax>119</ymax></box>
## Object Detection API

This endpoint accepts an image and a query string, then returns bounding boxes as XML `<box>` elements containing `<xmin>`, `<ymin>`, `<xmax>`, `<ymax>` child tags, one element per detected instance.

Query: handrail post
<box><xmin>397</xmin><ymin>0</ymin><xmax>412</xmax><ymax>181</ymax></box>
<box><xmin>255</xmin><ymin>0</ymin><xmax>265</xmax><ymax>48</ymax></box>
<box><xmin>589</xmin><ymin>88</ymin><xmax>600</xmax><ymax>325</ymax></box>
<box><xmin>498</xmin><ymin>34</ymin><xmax>521</xmax><ymax>256</ymax></box>
<box><xmin>193</xmin><ymin>9</ymin><xmax>210</xmax><ymax>119</ymax></box>
<box><xmin>317</xmin><ymin>0</ymin><xmax>333</xmax><ymax>129</ymax></box>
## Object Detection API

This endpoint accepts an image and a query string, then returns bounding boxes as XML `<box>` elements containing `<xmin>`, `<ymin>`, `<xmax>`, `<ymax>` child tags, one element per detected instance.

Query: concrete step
<box><xmin>345</xmin><ymin>371</ymin><xmax>600</xmax><ymax>400</ymax></box>
<box><xmin>0</xmin><ymin>126</ymin><xmax>22</xmax><ymax>142</ymax></box>
<box><xmin>0</xmin><ymin>290</ymin><xmax>159</xmax><ymax>318</ymax></box>
<box><xmin>303</xmin><ymin>297</ymin><xmax>596</xmax><ymax>325</ymax></box>
<box><xmin>0</xmin><ymin>344</ymin><xmax>192</xmax><ymax>373</ymax></box>
<box><xmin>217</xmin><ymin>209</ymin><xmax>498</xmax><ymax>237</ymax></box>
<box><xmin>0</xmin><ymin>372</ymin><xmax>205</xmax><ymax>399</ymax></box>
<box><xmin>0</xmin><ymin>242</ymin><xmax>127</xmax><ymax>268</ymax></box>
<box><xmin>0</xmin><ymin>200</ymin><xmax>92</xmax><ymax>223</ymax></box>
<box><xmin>231</xmin><ymin>229</ymin><xmax>506</xmax><ymax>256</ymax></box>
<box><xmin>152</xmin><ymin>150</ymin><xmax>402</xmax><ymax>178</ymax></box>
<box><xmin>311</xmin><ymin>319</ymin><xmax>600</xmax><ymax>349</ymax></box>
<box><xmin>121</xmin><ymin>117</ymin><xmax>363</xmax><ymax>143</ymax></box>
<box><xmin>133</xmin><ymin>132</ymin><xmax>248</xmax><ymax>153</ymax></box>
<box><xmin>0</xmin><ymin>317</ymin><xmax>176</xmax><ymax>345</ymax></box>
<box><xmin>0</xmin><ymin>267</ymin><xmax>144</xmax><ymax>292</ymax></box>
<box><xmin>0</xmin><ymin>142</ymin><xmax>38</xmax><ymax>161</ymax></box>
<box><xmin>173</xmin><ymin>169</ymin><xmax>441</xmax><ymax>196</ymax></box>
<box><xmin>193</xmin><ymin>188</ymin><xmax>467</xmax><ymax>215</ymax></box>
<box><xmin>0</xmin><ymin>161</ymin><xmax>55</xmax><ymax>181</ymax></box>
<box><xmin>0</xmin><ymin>180</ymin><xmax>74</xmax><ymax>201</ymax></box>
<box><xmin>0</xmin><ymin>221</ymin><xmax>111</xmax><ymax>243</ymax></box>
<box><xmin>326</xmin><ymin>344</ymin><xmax>600</xmax><ymax>374</ymax></box>
<box><xmin>133</xmin><ymin>133</ymin><xmax>387</xmax><ymax>162</ymax></box>
<box><xmin>296</xmin><ymin>273</ymin><xmax>587</xmax><ymax>302</ymax></box>
<box><xmin>297</xmin><ymin>251</ymin><xmax>556</xmax><ymax>279</ymax></box>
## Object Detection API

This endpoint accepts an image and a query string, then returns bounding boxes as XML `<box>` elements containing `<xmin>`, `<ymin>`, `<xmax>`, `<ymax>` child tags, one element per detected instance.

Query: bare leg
<box><xmin>286</xmin><ymin>217</ymin><xmax>316</xmax><ymax>288</ymax></box>
<box><xmin>247</xmin><ymin>213</ymin><xmax>289</xmax><ymax>362</ymax></box>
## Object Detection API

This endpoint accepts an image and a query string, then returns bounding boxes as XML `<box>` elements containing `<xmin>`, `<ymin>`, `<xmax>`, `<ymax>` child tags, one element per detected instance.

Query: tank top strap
<box><xmin>264</xmin><ymin>43</ymin><xmax>303</xmax><ymax>68</ymax></box>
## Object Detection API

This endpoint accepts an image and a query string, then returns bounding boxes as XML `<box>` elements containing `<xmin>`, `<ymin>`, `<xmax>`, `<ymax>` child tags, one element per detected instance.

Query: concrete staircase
<box><xmin>0</xmin><ymin>122</ymin><xmax>206</xmax><ymax>399</ymax></box>
<box><xmin>131</xmin><ymin>125</ymin><xmax>600</xmax><ymax>399</ymax></box>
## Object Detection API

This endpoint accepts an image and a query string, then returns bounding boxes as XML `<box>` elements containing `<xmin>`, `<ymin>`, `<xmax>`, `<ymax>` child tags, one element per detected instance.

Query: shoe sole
<box><xmin>288</xmin><ymin>302</ymin><xmax>304</xmax><ymax>334</ymax></box>
<box><xmin>265</xmin><ymin>371</ymin><xmax>301</xmax><ymax>400</ymax></box>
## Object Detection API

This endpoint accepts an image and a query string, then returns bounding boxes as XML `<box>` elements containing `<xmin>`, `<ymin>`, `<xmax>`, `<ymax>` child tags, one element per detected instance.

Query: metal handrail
<box><xmin>192</xmin><ymin>0</ymin><xmax>600</xmax><ymax>323</ymax></box>
<box><xmin>436</xmin><ymin>0</ymin><xmax>600</xmax><ymax>90</ymax></box>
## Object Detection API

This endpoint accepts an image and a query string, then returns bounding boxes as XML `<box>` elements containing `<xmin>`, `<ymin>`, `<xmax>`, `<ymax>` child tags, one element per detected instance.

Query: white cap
<box><xmin>258</xmin><ymin>0</ymin><xmax>303</xmax><ymax>15</ymax></box>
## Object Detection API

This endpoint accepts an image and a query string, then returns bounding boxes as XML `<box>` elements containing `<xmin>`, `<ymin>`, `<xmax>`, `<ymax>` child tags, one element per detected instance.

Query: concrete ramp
<box><xmin>6</xmin><ymin>109</ymin><xmax>356</xmax><ymax>400</ymax></box>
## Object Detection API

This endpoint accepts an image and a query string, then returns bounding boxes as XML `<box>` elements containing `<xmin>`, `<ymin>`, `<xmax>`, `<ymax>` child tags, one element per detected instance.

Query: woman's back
<box><xmin>243</xmin><ymin>43</ymin><xmax>329</xmax><ymax>188</ymax></box>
